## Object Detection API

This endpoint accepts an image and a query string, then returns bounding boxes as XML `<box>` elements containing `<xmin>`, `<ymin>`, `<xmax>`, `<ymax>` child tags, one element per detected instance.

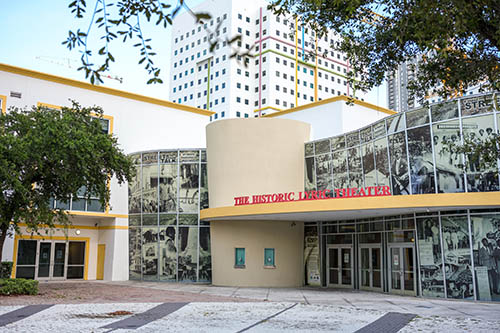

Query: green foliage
<box><xmin>0</xmin><ymin>262</ymin><xmax>13</xmax><ymax>279</ymax></box>
<box><xmin>270</xmin><ymin>0</ymin><xmax>500</xmax><ymax>103</ymax></box>
<box><xmin>0</xmin><ymin>102</ymin><xmax>134</xmax><ymax>260</ymax></box>
<box><xmin>0</xmin><ymin>278</ymin><xmax>39</xmax><ymax>296</ymax></box>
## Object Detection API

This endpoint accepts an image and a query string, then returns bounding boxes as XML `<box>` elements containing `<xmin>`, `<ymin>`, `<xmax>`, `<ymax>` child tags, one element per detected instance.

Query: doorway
<box><xmin>359</xmin><ymin>245</ymin><xmax>382</xmax><ymax>291</ymax></box>
<box><xmin>327</xmin><ymin>245</ymin><xmax>353</xmax><ymax>288</ymax></box>
<box><xmin>388</xmin><ymin>244</ymin><xmax>416</xmax><ymax>296</ymax></box>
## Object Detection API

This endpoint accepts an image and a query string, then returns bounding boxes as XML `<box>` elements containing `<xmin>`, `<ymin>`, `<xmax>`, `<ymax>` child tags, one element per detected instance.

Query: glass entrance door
<box><xmin>389</xmin><ymin>245</ymin><xmax>416</xmax><ymax>295</ymax></box>
<box><xmin>22</xmin><ymin>240</ymin><xmax>68</xmax><ymax>280</ymax></box>
<box><xmin>327</xmin><ymin>246</ymin><xmax>353</xmax><ymax>288</ymax></box>
<box><xmin>37</xmin><ymin>242</ymin><xmax>52</xmax><ymax>278</ymax></box>
<box><xmin>359</xmin><ymin>246</ymin><xmax>382</xmax><ymax>291</ymax></box>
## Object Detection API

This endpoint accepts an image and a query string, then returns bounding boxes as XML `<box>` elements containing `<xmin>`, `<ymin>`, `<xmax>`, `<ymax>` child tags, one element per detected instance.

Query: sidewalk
<box><xmin>106</xmin><ymin>280</ymin><xmax>500</xmax><ymax>321</ymax></box>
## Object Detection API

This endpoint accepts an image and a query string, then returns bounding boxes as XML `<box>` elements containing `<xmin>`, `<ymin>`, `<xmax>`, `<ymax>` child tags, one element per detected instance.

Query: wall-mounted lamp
<box><xmin>75</xmin><ymin>229</ymin><xmax>81</xmax><ymax>235</ymax></box>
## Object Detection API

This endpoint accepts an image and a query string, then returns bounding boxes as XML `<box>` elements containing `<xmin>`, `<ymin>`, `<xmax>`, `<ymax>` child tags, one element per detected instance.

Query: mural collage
<box><xmin>128</xmin><ymin>149</ymin><xmax>210</xmax><ymax>282</ymax></box>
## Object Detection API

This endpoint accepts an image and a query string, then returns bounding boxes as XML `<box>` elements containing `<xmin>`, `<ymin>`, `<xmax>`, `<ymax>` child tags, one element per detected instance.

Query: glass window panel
<box><xmin>71</xmin><ymin>198</ymin><xmax>86</xmax><ymax>211</ymax></box>
<box><xmin>15</xmin><ymin>266</ymin><xmax>35</xmax><ymax>279</ymax></box>
<box><xmin>159</xmin><ymin>164</ymin><xmax>178</xmax><ymax>213</ymax></box>
<box><xmin>16</xmin><ymin>240</ymin><xmax>37</xmax><ymax>265</ymax></box>
<box><xmin>178</xmin><ymin>227</ymin><xmax>199</xmax><ymax>281</ymax></box>
<box><xmin>159</xmin><ymin>151</ymin><xmax>178</xmax><ymax>163</ymax></box>
<box><xmin>315</xmin><ymin>153</ymin><xmax>333</xmax><ymax>193</ymax></box>
<box><xmin>159</xmin><ymin>226</ymin><xmax>177</xmax><ymax>281</ymax></box>
<box><xmin>264</xmin><ymin>248</ymin><xmax>275</xmax><ymax>266</ymax></box>
<box><xmin>387</xmin><ymin>113</ymin><xmax>405</xmax><ymax>133</ymax></box>
<box><xmin>142</xmin><ymin>214</ymin><xmax>158</xmax><ymax>225</ymax></box>
<box><xmin>305</xmin><ymin>142</ymin><xmax>314</xmax><ymax>157</ymax></box>
<box><xmin>199</xmin><ymin>227</ymin><xmax>212</xmax><ymax>281</ymax></box>
<box><xmin>441</xmin><ymin>216</ymin><xmax>474</xmax><ymax>299</ymax></box>
<box><xmin>53</xmin><ymin>243</ymin><xmax>66</xmax><ymax>278</ymax></box>
<box><xmin>348</xmin><ymin>147</ymin><xmax>363</xmax><ymax>187</ymax></box>
<box><xmin>417</xmin><ymin>217</ymin><xmax>445</xmax><ymax>297</ymax></box>
<box><xmin>142</xmin><ymin>152</ymin><xmax>158</xmax><ymax>165</ymax></box>
<box><xmin>407</xmin><ymin>126</ymin><xmax>436</xmax><ymax>194</ymax></box>
<box><xmin>406</xmin><ymin>107</ymin><xmax>430</xmax><ymax>128</ymax></box>
<box><xmin>471</xmin><ymin>214</ymin><xmax>500</xmax><ymax>301</ymax></box>
<box><xmin>432</xmin><ymin>119</ymin><xmax>465</xmax><ymax>193</ymax></box>
<box><xmin>67</xmin><ymin>266</ymin><xmax>84</xmax><ymax>279</ymax></box>
<box><xmin>374</xmin><ymin>138</ymin><xmax>390</xmax><ymax>187</ymax></box>
<box><xmin>200</xmin><ymin>150</ymin><xmax>207</xmax><ymax>162</ymax></box>
<box><xmin>362</xmin><ymin>143</ymin><xmax>377</xmax><ymax>187</ymax></box>
<box><xmin>179</xmin><ymin>164</ymin><xmax>199</xmax><ymax>213</ymax></box>
<box><xmin>314</xmin><ymin>139</ymin><xmax>330</xmax><ymax>154</ymax></box>
<box><xmin>360</xmin><ymin>126</ymin><xmax>373</xmax><ymax>143</ymax></box>
<box><xmin>180</xmin><ymin>150</ymin><xmax>200</xmax><ymax>162</ymax></box>
<box><xmin>326</xmin><ymin>234</ymin><xmax>352</xmax><ymax>244</ymax></box>
<box><xmin>460</xmin><ymin>94</ymin><xmax>494</xmax><ymax>117</ymax></box>
<box><xmin>305</xmin><ymin>157</ymin><xmax>316</xmax><ymax>191</ymax></box>
<box><xmin>68</xmin><ymin>241</ymin><xmax>85</xmax><ymax>265</ymax></box>
<box><xmin>55</xmin><ymin>198</ymin><xmax>70</xmax><ymax>210</ymax></box>
<box><xmin>87</xmin><ymin>199</ymin><xmax>104</xmax><ymax>212</ymax></box>
<box><xmin>129</xmin><ymin>214</ymin><xmax>141</xmax><ymax>226</ymax></box>
<box><xmin>128</xmin><ymin>166</ymin><xmax>141</xmax><ymax>214</ymax></box>
<box><xmin>359</xmin><ymin>233</ymin><xmax>381</xmax><ymax>243</ymax></box>
<box><xmin>142</xmin><ymin>226</ymin><xmax>158</xmax><ymax>280</ymax></box>
<box><xmin>346</xmin><ymin>132</ymin><xmax>360</xmax><ymax>148</ymax></box>
<box><xmin>130</xmin><ymin>153</ymin><xmax>141</xmax><ymax>165</ymax></box>
<box><xmin>388</xmin><ymin>230</ymin><xmax>415</xmax><ymax>242</ymax></box>
<box><xmin>389</xmin><ymin>132</ymin><xmax>410</xmax><ymax>195</ymax></box>
<box><xmin>339</xmin><ymin>224</ymin><xmax>356</xmax><ymax>233</ymax></box>
<box><xmin>159</xmin><ymin>214</ymin><xmax>176</xmax><ymax>225</ymax></box>
<box><xmin>332</xmin><ymin>150</ymin><xmax>348</xmax><ymax>189</ymax></box>
<box><xmin>179</xmin><ymin>214</ymin><xmax>198</xmax><ymax>225</ymax></box>
<box><xmin>330</xmin><ymin>136</ymin><xmax>346</xmax><ymax>151</ymax></box>
<box><xmin>142</xmin><ymin>165</ymin><xmax>159</xmax><ymax>213</ymax></box>
<box><xmin>129</xmin><ymin>227</ymin><xmax>142</xmax><ymax>279</ymax></box>
<box><xmin>373</xmin><ymin>121</ymin><xmax>386</xmax><ymax>138</ymax></box>
<box><xmin>462</xmin><ymin>115</ymin><xmax>499</xmax><ymax>192</ymax></box>
<box><xmin>431</xmin><ymin>101</ymin><xmax>459</xmax><ymax>122</ymax></box>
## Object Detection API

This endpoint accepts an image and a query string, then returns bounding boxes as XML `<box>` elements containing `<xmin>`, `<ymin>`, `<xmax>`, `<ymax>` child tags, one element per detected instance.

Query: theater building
<box><xmin>2</xmin><ymin>63</ymin><xmax>500</xmax><ymax>303</ymax></box>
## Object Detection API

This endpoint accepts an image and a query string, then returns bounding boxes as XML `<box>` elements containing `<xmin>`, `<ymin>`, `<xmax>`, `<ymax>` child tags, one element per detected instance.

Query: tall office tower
<box><xmin>387</xmin><ymin>57</ymin><xmax>419</xmax><ymax>113</ymax></box>
<box><xmin>169</xmin><ymin>0</ymin><xmax>368</xmax><ymax>120</ymax></box>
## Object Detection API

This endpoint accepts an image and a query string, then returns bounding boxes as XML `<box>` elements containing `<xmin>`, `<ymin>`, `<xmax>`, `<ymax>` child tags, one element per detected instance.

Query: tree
<box><xmin>0</xmin><ymin>102</ymin><xmax>134</xmax><ymax>261</ymax></box>
<box><xmin>270</xmin><ymin>0</ymin><xmax>500</xmax><ymax>103</ymax></box>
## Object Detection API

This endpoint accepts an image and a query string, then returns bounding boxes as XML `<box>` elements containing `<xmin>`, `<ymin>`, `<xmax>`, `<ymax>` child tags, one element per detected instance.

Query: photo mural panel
<box><xmin>406</xmin><ymin>107</ymin><xmax>430</xmax><ymax>128</ymax></box>
<box><xmin>441</xmin><ymin>216</ymin><xmax>474</xmax><ymax>299</ymax></box>
<box><xmin>432</xmin><ymin>119</ymin><xmax>465</xmax><ymax>193</ymax></box>
<box><xmin>178</xmin><ymin>227</ymin><xmax>199</xmax><ymax>282</ymax></box>
<box><xmin>128</xmin><ymin>166</ymin><xmax>141</xmax><ymax>214</ymax></box>
<box><xmin>179</xmin><ymin>164</ymin><xmax>199</xmax><ymax>213</ymax></box>
<box><xmin>417</xmin><ymin>217</ymin><xmax>445</xmax><ymax>297</ymax></box>
<box><xmin>387</xmin><ymin>113</ymin><xmax>405</xmax><ymax>134</ymax></box>
<box><xmin>142</xmin><ymin>226</ymin><xmax>159</xmax><ymax>280</ymax></box>
<box><xmin>460</xmin><ymin>95</ymin><xmax>495</xmax><ymax>117</ymax></box>
<box><xmin>142</xmin><ymin>164</ymin><xmax>159</xmax><ymax>213</ymax></box>
<box><xmin>471</xmin><ymin>214</ymin><xmax>500</xmax><ymax>301</ymax></box>
<box><xmin>388</xmin><ymin>132</ymin><xmax>410</xmax><ymax>195</ymax></box>
<box><xmin>407</xmin><ymin>126</ymin><xmax>435</xmax><ymax>194</ymax></box>
<box><xmin>332</xmin><ymin>150</ymin><xmax>348</xmax><ymax>189</ymax></box>
<box><xmin>315</xmin><ymin>153</ymin><xmax>333</xmax><ymax>193</ymax></box>
<box><xmin>159</xmin><ymin>164</ymin><xmax>178</xmax><ymax>213</ymax></box>
<box><xmin>159</xmin><ymin>226</ymin><xmax>177</xmax><ymax>281</ymax></box>
<box><xmin>462</xmin><ymin>115</ymin><xmax>499</xmax><ymax>192</ymax></box>
<box><xmin>348</xmin><ymin>147</ymin><xmax>363</xmax><ymax>188</ymax></box>
<box><xmin>199</xmin><ymin>227</ymin><xmax>212</xmax><ymax>282</ymax></box>
<box><xmin>305</xmin><ymin>157</ymin><xmax>316</xmax><ymax>191</ymax></box>
<box><xmin>362</xmin><ymin>143</ymin><xmax>377</xmax><ymax>187</ymax></box>
<box><xmin>200</xmin><ymin>164</ymin><xmax>209</xmax><ymax>210</ymax></box>
<box><xmin>129</xmin><ymin>227</ymin><xmax>142</xmax><ymax>280</ymax></box>
<box><xmin>374</xmin><ymin>137</ymin><xmax>390</xmax><ymax>187</ymax></box>
<box><xmin>431</xmin><ymin>101</ymin><xmax>458</xmax><ymax>123</ymax></box>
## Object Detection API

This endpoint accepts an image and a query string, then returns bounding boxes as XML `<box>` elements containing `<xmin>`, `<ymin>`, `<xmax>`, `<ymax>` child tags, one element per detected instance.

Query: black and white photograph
<box><xmin>199</xmin><ymin>227</ymin><xmax>212</xmax><ymax>282</ymax></box>
<box><xmin>348</xmin><ymin>147</ymin><xmax>363</xmax><ymax>188</ymax></box>
<box><xmin>142</xmin><ymin>226</ymin><xmax>158</xmax><ymax>280</ymax></box>
<box><xmin>159</xmin><ymin>164</ymin><xmax>178</xmax><ymax>213</ymax></box>
<box><xmin>460</xmin><ymin>94</ymin><xmax>495</xmax><ymax>116</ymax></box>
<box><xmin>389</xmin><ymin>132</ymin><xmax>410</xmax><ymax>195</ymax></box>
<box><xmin>305</xmin><ymin>157</ymin><xmax>316</xmax><ymax>191</ymax></box>
<box><xmin>360</xmin><ymin>127</ymin><xmax>373</xmax><ymax>143</ymax></box>
<box><xmin>315</xmin><ymin>153</ymin><xmax>333</xmax><ymax>192</ymax></box>
<box><xmin>332</xmin><ymin>150</ymin><xmax>348</xmax><ymax>189</ymax></box>
<box><xmin>407</xmin><ymin>126</ymin><xmax>435</xmax><ymax>194</ymax></box>
<box><xmin>142</xmin><ymin>164</ymin><xmax>159</xmax><ymax>213</ymax></box>
<box><xmin>374</xmin><ymin>138</ymin><xmax>391</xmax><ymax>187</ymax></box>
<box><xmin>432</xmin><ymin>120</ymin><xmax>465</xmax><ymax>193</ymax></box>
<box><xmin>179</xmin><ymin>214</ymin><xmax>198</xmax><ymax>226</ymax></box>
<box><xmin>159</xmin><ymin>214</ymin><xmax>176</xmax><ymax>225</ymax></box>
<box><xmin>179</xmin><ymin>164</ymin><xmax>199</xmax><ymax>213</ymax></box>
<box><xmin>387</xmin><ymin>113</ymin><xmax>405</xmax><ymax>134</ymax></box>
<box><xmin>315</xmin><ymin>139</ymin><xmax>330</xmax><ymax>155</ymax></box>
<box><xmin>180</xmin><ymin>150</ymin><xmax>200</xmax><ymax>163</ymax></box>
<box><xmin>129</xmin><ymin>227</ymin><xmax>142</xmax><ymax>280</ymax></box>
<box><xmin>373</xmin><ymin>120</ymin><xmax>386</xmax><ymax>139</ymax></box>
<box><xmin>431</xmin><ymin>101</ymin><xmax>459</xmax><ymax>122</ymax></box>
<box><xmin>361</xmin><ymin>143</ymin><xmax>376</xmax><ymax>187</ymax></box>
<box><xmin>417</xmin><ymin>217</ymin><xmax>445</xmax><ymax>298</ymax></box>
<box><xmin>178</xmin><ymin>227</ymin><xmax>198</xmax><ymax>282</ymax></box>
<box><xmin>129</xmin><ymin>214</ymin><xmax>140</xmax><ymax>226</ymax></box>
<box><xmin>128</xmin><ymin>168</ymin><xmax>141</xmax><ymax>214</ymax></box>
<box><xmin>471</xmin><ymin>214</ymin><xmax>500</xmax><ymax>301</ymax></box>
<box><xmin>406</xmin><ymin>107</ymin><xmax>430</xmax><ymax>128</ymax></box>
<box><xmin>159</xmin><ymin>226</ymin><xmax>177</xmax><ymax>281</ymax></box>
<box><xmin>305</xmin><ymin>142</ymin><xmax>314</xmax><ymax>157</ymax></box>
<box><xmin>200</xmin><ymin>163</ymin><xmax>209</xmax><ymax>210</ymax></box>
<box><xmin>330</xmin><ymin>136</ymin><xmax>345</xmax><ymax>151</ymax></box>
<box><xmin>160</xmin><ymin>151</ymin><xmax>178</xmax><ymax>163</ymax></box>
<box><xmin>441</xmin><ymin>216</ymin><xmax>474</xmax><ymax>299</ymax></box>
<box><xmin>462</xmin><ymin>114</ymin><xmax>499</xmax><ymax>192</ymax></box>
<box><xmin>346</xmin><ymin>132</ymin><xmax>360</xmax><ymax>148</ymax></box>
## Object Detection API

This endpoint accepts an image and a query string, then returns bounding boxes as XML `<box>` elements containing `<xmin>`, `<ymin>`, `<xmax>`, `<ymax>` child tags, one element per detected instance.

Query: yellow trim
<box><xmin>253</xmin><ymin>106</ymin><xmax>283</xmax><ymax>113</ymax></box>
<box><xmin>68</xmin><ymin>211</ymin><xmax>128</xmax><ymax>218</ymax></box>
<box><xmin>263</xmin><ymin>95</ymin><xmax>396</xmax><ymax>118</ymax></box>
<box><xmin>1</xmin><ymin>95</ymin><xmax>7</xmax><ymax>114</ymax></box>
<box><xmin>294</xmin><ymin>18</ymin><xmax>298</xmax><ymax>107</ymax></box>
<box><xmin>17</xmin><ymin>222</ymin><xmax>129</xmax><ymax>230</ymax></box>
<box><xmin>12</xmin><ymin>235</ymin><xmax>90</xmax><ymax>280</ymax></box>
<box><xmin>200</xmin><ymin>192</ymin><xmax>500</xmax><ymax>220</ymax></box>
<box><xmin>96</xmin><ymin>244</ymin><xmax>105</xmax><ymax>280</ymax></box>
<box><xmin>1</xmin><ymin>63</ymin><xmax>214</xmax><ymax>116</ymax></box>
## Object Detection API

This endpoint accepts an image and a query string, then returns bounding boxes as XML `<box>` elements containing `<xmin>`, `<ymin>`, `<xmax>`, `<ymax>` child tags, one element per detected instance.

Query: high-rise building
<box><xmin>169</xmin><ymin>0</ymin><xmax>368</xmax><ymax>120</ymax></box>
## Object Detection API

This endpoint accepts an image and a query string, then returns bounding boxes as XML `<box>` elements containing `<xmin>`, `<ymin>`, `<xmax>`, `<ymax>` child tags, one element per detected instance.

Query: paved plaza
<box><xmin>0</xmin><ymin>281</ymin><xmax>499</xmax><ymax>332</ymax></box>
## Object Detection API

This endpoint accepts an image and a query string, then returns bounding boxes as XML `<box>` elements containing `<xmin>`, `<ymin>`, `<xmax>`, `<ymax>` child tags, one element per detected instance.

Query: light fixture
<box><xmin>75</xmin><ymin>229</ymin><xmax>81</xmax><ymax>235</ymax></box>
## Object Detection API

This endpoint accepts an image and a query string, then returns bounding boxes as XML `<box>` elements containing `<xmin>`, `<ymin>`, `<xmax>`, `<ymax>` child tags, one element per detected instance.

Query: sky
<box><xmin>0</xmin><ymin>1</ymin><xmax>386</xmax><ymax>107</ymax></box>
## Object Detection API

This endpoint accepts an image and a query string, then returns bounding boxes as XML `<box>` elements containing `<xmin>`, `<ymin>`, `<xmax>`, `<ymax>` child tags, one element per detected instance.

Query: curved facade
<box><xmin>128</xmin><ymin>149</ymin><xmax>210</xmax><ymax>282</ymax></box>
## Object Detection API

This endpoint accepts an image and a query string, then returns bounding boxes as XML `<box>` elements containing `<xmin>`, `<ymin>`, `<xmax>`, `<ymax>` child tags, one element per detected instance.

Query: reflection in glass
<box><xmin>417</xmin><ymin>218</ymin><xmax>445</xmax><ymax>297</ymax></box>
<box><xmin>389</xmin><ymin>132</ymin><xmax>410</xmax><ymax>195</ymax></box>
<box><xmin>387</xmin><ymin>113</ymin><xmax>405</xmax><ymax>133</ymax></box>
<box><xmin>407</xmin><ymin>126</ymin><xmax>435</xmax><ymax>194</ymax></box>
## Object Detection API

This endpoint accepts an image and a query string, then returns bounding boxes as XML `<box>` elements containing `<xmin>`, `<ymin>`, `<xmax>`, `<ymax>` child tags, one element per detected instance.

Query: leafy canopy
<box><xmin>0</xmin><ymin>102</ymin><xmax>134</xmax><ymax>260</ymax></box>
<box><xmin>270</xmin><ymin>0</ymin><xmax>500</xmax><ymax>103</ymax></box>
